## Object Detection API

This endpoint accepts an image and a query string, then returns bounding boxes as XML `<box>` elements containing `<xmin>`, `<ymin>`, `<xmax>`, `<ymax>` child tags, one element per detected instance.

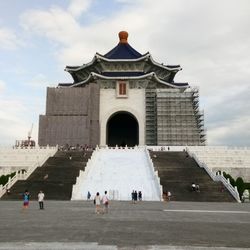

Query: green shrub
<box><xmin>244</xmin><ymin>182</ymin><xmax>250</xmax><ymax>189</ymax></box>
<box><xmin>222</xmin><ymin>172</ymin><xmax>250</xmax><ymax>201</ymax></box>
<box><xmin>0</xmin><ymin>172</ymin><xmax>16</xmax><ymax>186</ymax></box>
<box><xmin>235</xmin><ymin>177</ymin><xmax>245</xmax><ymax>198</ymax></box>
<box><xmin>223</xmin><ymin>172</ymin><xmax>235</xmax><ymax>186</ymax></box>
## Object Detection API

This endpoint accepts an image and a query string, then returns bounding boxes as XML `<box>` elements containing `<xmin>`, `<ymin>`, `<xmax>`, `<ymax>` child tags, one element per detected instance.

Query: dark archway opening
<box><xmin>107</xmin><ymin>112</ymin><xmax>139</xmax><ymax>147</ymax></box>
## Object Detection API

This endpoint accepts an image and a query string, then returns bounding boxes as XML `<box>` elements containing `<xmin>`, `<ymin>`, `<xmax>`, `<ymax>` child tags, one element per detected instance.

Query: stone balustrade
<box><xmin>72</xmin><ymin>145</ymin><xmax>162</xmax><ymax>201</ymax></box>
<box><xmin>0</xmin><ymin>146</ymin><xmax>58</xmax><ymax>197</ymax></box>
<box><xmin>187</xmin><ymin>146</ymin><xmax>250</xmax><ymax>182</ymax></box>
<box><xmin>187</xmin><ymin>148</ymin><xmax>242</xmax><ymax>202</ymax></box>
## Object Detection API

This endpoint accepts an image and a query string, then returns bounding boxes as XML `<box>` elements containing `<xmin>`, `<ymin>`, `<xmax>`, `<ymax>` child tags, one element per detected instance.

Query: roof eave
<box><xmin>70</xmin><ymin>72</ymin><xmax>188</xmax><ymax>89</ymax></box>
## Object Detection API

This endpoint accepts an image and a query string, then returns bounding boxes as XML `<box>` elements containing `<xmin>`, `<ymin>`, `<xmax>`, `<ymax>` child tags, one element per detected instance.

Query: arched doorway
<box><xmin>106</xmin><ymin>112</ymin><xmax>139</xmax><ymax>147</ymax></box>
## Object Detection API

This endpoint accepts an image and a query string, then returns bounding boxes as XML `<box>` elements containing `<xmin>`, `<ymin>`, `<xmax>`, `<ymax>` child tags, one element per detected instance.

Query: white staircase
<box><xmin>71</xmin><ymin>147</ymin><xmax>162</xmax><ymax>201</ymax></box>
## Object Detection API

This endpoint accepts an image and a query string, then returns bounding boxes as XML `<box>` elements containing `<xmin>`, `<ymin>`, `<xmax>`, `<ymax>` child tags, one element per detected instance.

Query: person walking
<box><xmin>167</xmin><ymin>191</ymin><xmax>172</xmax><ymax>201</ymax></box>
<box><xmin>38</xmin><ymin>190</ymin><xmax>45</xmax><ymax>210</ymax></box>
<box><xmin>22</xmin><ymin>190</ymin><xmax>30</xmax><ymax>210</ymax></box>
<box><xmin>134</xmin><ymin>190</ymin><xmax>138</xmax><ymax>203</ymax></box>
<box><xmin>131</xmin><ymin>190</ymin><xmax>135</xmax><ymax>203</ymax></box>
<box><xmin>87</xmin><ymin>191</ymin><xmax>91</xmax><ymax>200</ymax></box>
<box><xmin>138</xmin><ymin>191</ymin><xmax>142</xmax><ymax>201</ymax></box>
<box><xmin>102</xmin><ymin>191</ymin><xmax>109</xmax><ymax>213</ymax></box>
<box><xmin>94</xmin><ymin>192</ymin><xmax>101</xmax><ymax>214</ymax></box>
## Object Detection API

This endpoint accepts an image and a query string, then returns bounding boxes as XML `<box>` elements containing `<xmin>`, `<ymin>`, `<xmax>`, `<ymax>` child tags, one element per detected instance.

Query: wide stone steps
<box><xmin>150</xmin><ymin>151</ymin><xmax>235</xmax><ymax>202</ymax></box>
<box><xmin>1</xmin><ymin>151</ymin><xmax>92</xmax><ymax>201</ymax></box>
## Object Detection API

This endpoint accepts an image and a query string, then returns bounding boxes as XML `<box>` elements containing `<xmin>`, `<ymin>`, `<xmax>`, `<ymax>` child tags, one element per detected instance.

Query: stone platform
<box><xmin>0</xmin><ymin>201</ymin><xmax>249</xmax><ymax>249</ymax></box>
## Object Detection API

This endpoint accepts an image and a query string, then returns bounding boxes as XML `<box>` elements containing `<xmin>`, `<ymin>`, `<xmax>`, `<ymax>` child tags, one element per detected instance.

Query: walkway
<box><xmin>0</xmin><ymin>201</ymin><xmax>249</xmax><ymax>249</ymax></box>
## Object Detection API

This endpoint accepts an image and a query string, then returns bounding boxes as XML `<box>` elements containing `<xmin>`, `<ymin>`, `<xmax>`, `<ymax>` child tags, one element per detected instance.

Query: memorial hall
<box><xmin>38</xmin><ymin>31</ymin><xmax>205</xmax><ymax>147</ymax></box>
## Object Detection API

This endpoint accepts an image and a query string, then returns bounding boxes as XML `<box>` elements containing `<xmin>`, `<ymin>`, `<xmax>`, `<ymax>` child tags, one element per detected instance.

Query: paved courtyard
<box><xmin>0</xmin><ymin>200</ymin><xmax>249</xmax><ymax>249</ymax></box>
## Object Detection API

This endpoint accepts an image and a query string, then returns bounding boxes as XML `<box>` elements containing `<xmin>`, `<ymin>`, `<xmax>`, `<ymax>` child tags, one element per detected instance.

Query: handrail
<box><xmin>187</xmin><ymin>148</ymin><xmax>241</xmax><ymax>202</ymax></box>
<box><xmin>72</xmin><ymin>145</ymin><xmax>162</xmax><ymax>201</ymax></box>
<box><xmin>0</xmin><ymin>147</ymin><xmax>58</xmax><ymax>197</ymax></box>
<box><xmin>144</xmin><ymin>147</ymin><xmax>163</xmax><ymax>201</ymax></box>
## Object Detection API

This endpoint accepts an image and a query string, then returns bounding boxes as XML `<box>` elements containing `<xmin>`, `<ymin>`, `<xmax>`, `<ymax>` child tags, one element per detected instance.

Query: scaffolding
<box><xmin>145</xmin><ymin>88</ymin><xmax>157</xmax><ymax>145</ymax></box>
<box><xmin>145</xmin><ymin>87</ymin><xmax>206</xmax><ymax>146</ymax></box>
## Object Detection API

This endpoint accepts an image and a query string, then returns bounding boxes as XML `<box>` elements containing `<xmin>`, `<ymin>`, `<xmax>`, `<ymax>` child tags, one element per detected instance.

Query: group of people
<box><xmin>191</xmin><ymin>182</ymin><xmax>200</xmax><ymax>192</ymax></box>
<box><xmin>22</xmin><ymin>190</ymin><xmax>45</xmax><ymax>210</ymax></box>
<box><xmin>92</xmin><ymin>191</ymin><xmax>109</xmax><ymax>214</ymax></box>
<box><xmin>59</xmin><ymin>144</ymin><xmax>93</xmax><ymax>151</ymax></box>
<box><xmin>163</xmin><ymin>191</ymin><xmax>172</xmax><ymax>201</ymax></box>
<box><xmin>131</xmin><ymin>190</ymin><xmax>142</xmax><ymax>203</ymax></box>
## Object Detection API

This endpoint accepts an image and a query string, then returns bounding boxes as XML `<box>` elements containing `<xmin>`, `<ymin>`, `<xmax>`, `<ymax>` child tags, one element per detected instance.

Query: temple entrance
<box><xmin>107</xmin><ymin>112</ymin><xmax>139</xmax><ymax>147</ymax></box>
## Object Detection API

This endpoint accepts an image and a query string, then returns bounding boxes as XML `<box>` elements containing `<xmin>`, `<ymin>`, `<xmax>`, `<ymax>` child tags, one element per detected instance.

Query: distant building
<box><xmin>38</xmin><ymin>31</ymin><xmax>205</xmax><ymax>147</ymax></box>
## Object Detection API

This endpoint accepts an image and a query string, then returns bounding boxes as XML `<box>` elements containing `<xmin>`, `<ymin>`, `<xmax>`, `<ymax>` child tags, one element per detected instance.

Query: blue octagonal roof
<box><xmin>104</xmin><ymin>43</ymin><xmax>142</xmax><ymax>59</ymax></box>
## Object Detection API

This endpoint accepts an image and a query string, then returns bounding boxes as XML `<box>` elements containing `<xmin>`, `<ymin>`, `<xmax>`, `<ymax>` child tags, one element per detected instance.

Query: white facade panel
<box><xmin>99</xmin><ymin>87</ymin><xmax>145</xmax><ymax>146</ymax></box>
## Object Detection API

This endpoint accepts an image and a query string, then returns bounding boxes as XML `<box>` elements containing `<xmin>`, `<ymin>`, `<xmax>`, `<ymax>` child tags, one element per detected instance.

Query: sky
<box><xmin>0</xmin><ymin>0</ymin><xmax>249</xmax><ymax>146</ymax></box>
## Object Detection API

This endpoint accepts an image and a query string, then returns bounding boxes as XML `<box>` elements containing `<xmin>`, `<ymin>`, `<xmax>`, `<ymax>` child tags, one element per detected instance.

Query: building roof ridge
<box><xmin>66</xmin><ymin>72</ymin><xmax>188</xmax><ymax>89</ymax></box>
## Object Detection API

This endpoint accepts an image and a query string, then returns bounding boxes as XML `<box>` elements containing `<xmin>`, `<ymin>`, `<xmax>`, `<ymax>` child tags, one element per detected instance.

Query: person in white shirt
<box><xmin>167</xmin><ymin>191</ymin><xmax>172</xmax><ymax>201</ymax></box>
<box><xmin>94</xmin><ymin>192</ymin><xmax>101</xmax><ymax>214</ymax></box>
<box><xmin>38</xmin><ymin>190</ymin><xmax>45</xmax><ymax>210</ymax></box>
<box><xmin>102</xmin><ymin>191</ymin><xmax>109</xmax><ymax>213</ymax></box>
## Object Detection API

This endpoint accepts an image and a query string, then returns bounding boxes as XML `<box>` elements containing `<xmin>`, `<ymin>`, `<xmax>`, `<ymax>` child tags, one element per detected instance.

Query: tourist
<box><xmin>94</xmin><ymin>192</ymin><xmax>101</xmax><ymax>214</ymax></box>
<box><xmin>102</xmin><ymin>191</ymin><xmax>109</xmax><ymax>213</ymax></box>
<box><xmin>38</xmin><ymin>190</ymin><xmax>45</xmax><ymax>210</ymax></box>
<box><xmin>167</xmin><ymin>191</ymin><xmax>172</xmax><ymax>201</ymax></box>
<box><xmin>131</xmin><ymin>190</ymin><xmax>135</xmax><ymax>203</ymax></box>
<box><xmin>69</xmin><ymin>154</ymin><xmax>72</xmax><ymax>160</ymax></box>
<box><xmin>163</xmin><ymin>191</ymin><xmax>168</xmax><ymax>201</ymax></box>
<box><xmin>22</xmin><ymin>190</ymin><xmax>30</xmax><ymax>210</ymax></box>
<box><xmin>134</xmin><ymin>190</ymin><xmax>138</xmax><ymax>203</ymax></box>
<box><xmin>87</xmin><ymin>191</ymin><xmax>91</xmax><ymax>200</ymax></box>
<box><xmin>138</xmin><ymin>191</ymin><xmax>142</xmax><ymax>201</ymax></box>
<box><xmin>191</xmin><ymin>183</ymin><xmax>196</xmax><ymax>191</ymax></box>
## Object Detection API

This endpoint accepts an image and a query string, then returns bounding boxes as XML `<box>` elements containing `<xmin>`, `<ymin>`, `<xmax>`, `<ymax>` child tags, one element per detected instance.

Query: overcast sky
<box><xmin>0</xmin><ymin>0</ymin><xmax>249</xmax><ymax>146</ymax></box>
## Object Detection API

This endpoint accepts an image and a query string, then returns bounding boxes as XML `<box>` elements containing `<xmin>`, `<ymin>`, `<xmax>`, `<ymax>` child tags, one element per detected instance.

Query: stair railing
<box><xmin>187</xmin><ymin>148</ymin><xmax>241</xmax><ymax>202</ymax></box>
<box><xmin>0</xmin><ymin>146</ymin><xmax>58</xmax><ymax>197</ymax></box>
<box><xmin>145</xmin><ymin>147</ymin><xmax>163</xmax><ymax>201</ymax></box>
<box><xmin>72</xmin><ymin>147</ymin><xmax>97</xmax><ymax>199</ymax></box>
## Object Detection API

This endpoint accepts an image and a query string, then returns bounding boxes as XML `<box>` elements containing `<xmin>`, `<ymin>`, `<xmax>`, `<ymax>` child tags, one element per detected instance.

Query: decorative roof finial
<box><xmin>119</xmin><ymin>31</ymin><xmax>128</xmax><ymax>44</ymax></box>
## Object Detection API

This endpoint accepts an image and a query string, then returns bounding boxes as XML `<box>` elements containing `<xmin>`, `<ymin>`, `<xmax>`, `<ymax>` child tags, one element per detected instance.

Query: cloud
<box><xmin>0</xmin><ymin>93</ymin><xmax>43</xmax><ymax>145</ymax></box>
<box><xmin>0</xmin><ymin>80</ymin><xmax>5</xmax><ymax>93</ymax></box>
<box><xmin>20</xmin><ymin>6</ymin><xmax>83</xmax><ymax>47</ymax></box>
<box><xmin>208</xmin><ymin>117</ymin><xmax>250</xmax><ymax>146</ymax></box>
<box><xmin>0</xmin><ymin>97</ymin><xmax>29</xmax><ymax>145</ymax></box>
<box><xmin>17</xmin><ymin>0</ymin><xmax>250</xmax><ymax>146</ymax></box>
<box><xmin>25</xmin><ymin>73</ymin><xmax>51</xmax><ymax>88</ymax></box>
<box><xmin>0</xmin><ymin>27</ymin><xmax>21</xmax><ymax>50</ymax></box>
<box><xmin>68</xmin><ymin>0</ymin><xmax>92</xmax><ymax>17</ymax></box>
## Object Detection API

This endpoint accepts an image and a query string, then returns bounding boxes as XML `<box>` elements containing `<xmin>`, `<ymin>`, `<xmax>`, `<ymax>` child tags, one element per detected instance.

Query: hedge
<box><xmin>222</xmin><ymin>171</ymin><xmax>250</xmax><ymax>199</ymax></box>
<box><xmin>0</xmin><ymin>172</ymin><xmax>16</xmax><ymax>186</ymax></box>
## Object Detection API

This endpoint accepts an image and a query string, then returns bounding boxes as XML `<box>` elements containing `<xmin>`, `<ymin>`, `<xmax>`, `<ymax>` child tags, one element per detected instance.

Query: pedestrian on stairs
<box><xmin>167</xmin><ymin>191</ymin><xmax>172</xmax><ymax>201</ymax></box>
<box><xmin>134</xmin><ymin>190</ymin><xmax>138</xmax><ymax>203</ymax></box>
<box><xmin>102</xmin><ymin>191</ymin><xmax>109</xmax><ymax>213</ymax></box>
<box><xmin>87</xmin><ymin>191</ymin><xmax>91</xmax><ymax>200</ymax></box>
<box><xmin>138</xmin><ymin>191</ymin><xmax>142</xmax><ymax>201</ymax></box>
<box><xmin>131</xmin><ymin>190</ymin><xmax>135</xmax><ymax>203</ymax></box>
<box><xmin>191</xmin><ymin>183</ymin><xmax>196</xmax><ymax>191</ymax></box>
<box><xmin>94</xmin><ymin>192</ymin><xmax>101</xmax><ymax>214</ymax></box>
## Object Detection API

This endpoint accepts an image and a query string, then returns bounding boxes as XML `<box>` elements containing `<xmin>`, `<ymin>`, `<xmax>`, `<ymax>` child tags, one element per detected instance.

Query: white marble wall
<box><xmin>99</xmin><ymin>87</ymin><xmax>145</xmax><ymax>146</ymax></box>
